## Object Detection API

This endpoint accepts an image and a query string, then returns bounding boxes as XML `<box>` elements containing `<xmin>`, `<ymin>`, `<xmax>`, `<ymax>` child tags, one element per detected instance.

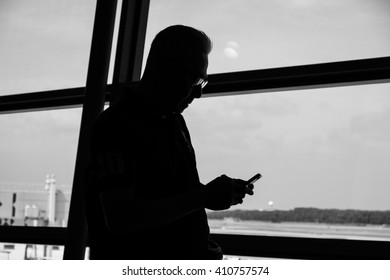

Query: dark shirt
<box><xmin>85</xmin><ymin>92</ymin><xmax>222</xmax><ymax>259</ymax></box>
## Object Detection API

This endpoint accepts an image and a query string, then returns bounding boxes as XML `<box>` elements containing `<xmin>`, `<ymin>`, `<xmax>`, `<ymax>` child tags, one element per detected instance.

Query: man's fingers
<box><xmin>246</xmin><ymin>183</ymin><xmax>254</xmax><ymax>195</ymax></box>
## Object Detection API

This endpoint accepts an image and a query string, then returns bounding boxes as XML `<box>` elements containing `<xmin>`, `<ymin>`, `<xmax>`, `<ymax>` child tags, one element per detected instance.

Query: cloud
<box><xmin>223</xmin><ymin>41</ymin><xmax>240</xmax><ymax>59</ymax></box>
<box><xmin>0</xmin><ymin>0</ymin><xmax>94</xmax><ymax>94</ymax></box>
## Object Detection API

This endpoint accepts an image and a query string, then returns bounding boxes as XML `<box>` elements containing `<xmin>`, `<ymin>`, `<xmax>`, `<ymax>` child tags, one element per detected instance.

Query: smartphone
<box><xmin>246</xmin><ymin>173</ymin><xmax>262</xmax><ymax>185</ymax></box>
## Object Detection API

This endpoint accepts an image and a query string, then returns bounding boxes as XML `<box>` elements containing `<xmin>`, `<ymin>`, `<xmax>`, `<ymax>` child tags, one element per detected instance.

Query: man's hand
<box><xmin>203</xmin><ymin>175</ymin><xmax>254</xmax><ymax>211</ymax></box>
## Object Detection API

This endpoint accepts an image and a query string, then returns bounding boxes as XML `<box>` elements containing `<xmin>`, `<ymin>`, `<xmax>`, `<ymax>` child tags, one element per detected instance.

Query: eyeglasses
<box><xmin>194</xmin><ymin>77</ymin><xmax>208</xmax><ymax>89</ymax></box>
<box><xmin>170</xmin><ymin>59</ymin><xmax>208</xmax><ymax>89</ymax></box>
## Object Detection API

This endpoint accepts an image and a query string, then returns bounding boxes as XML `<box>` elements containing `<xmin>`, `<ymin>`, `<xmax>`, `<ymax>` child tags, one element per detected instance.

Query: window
<box><xmin>184</xmin><ymin>83</ymin><xmax>390</xmax><ymax>241</ymax></box>
<box><xmin>0</xmin><ymin>108</ymin><xmax>81</xmax><ymax>228</ymax></box>
<box><xmin>0</xmin><ymin>0</ymin><xmax>96</xmax><ymax>95</ymax></box>
<box><xmin>0</xmin><ymin>0</ymin><xmax>122</xmax><ymax>260</ymax></box>
<box><xmin>1</xmin><ymin>0</ymin><xmax>388</xmax><ymax>260</ymax></box>
<box><xmin>145</xmin><ymin>0</ymin><xmax>390</xmax><ymax>73</ymax></box>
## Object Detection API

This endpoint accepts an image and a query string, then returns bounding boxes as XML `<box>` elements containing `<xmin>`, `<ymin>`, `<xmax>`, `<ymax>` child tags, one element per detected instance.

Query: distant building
<box><xmin>0</xmin><ymin>178</ymin><xmax>71</xmax><ymax>227</ymax></box>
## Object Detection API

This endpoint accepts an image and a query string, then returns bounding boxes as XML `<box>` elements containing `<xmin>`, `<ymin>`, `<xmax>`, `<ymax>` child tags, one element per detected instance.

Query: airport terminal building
<box><xmin>0</xmin><ymin>176</ymin><xmax>70</xmax><ymax>228</ymax></box>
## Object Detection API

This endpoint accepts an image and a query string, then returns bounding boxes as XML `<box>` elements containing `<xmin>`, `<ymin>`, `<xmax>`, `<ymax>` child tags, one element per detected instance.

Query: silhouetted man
<box><xmin>85</xmin><ymin>25</ymin><xmax>254</xmax><ymax>260</ymax></box>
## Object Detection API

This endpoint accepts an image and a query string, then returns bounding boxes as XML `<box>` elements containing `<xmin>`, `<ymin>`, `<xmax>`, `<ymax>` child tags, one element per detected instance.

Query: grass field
<box><xmin>208</xmin><ymin>218</ymin><xmax>390</xmax><ymax>241</ymax></box>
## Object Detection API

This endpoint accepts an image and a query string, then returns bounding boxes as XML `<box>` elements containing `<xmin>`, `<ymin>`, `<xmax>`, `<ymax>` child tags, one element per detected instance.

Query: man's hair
<box><xmin>144</xmin><ymin>25</ymin><xmax>212</xmax><ymax>68</ymax></box>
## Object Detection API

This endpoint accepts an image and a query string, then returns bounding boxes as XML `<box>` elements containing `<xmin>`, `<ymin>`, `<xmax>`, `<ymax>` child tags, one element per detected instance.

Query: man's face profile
<box><xmin>175</xmin><ymin>53</ymin><xmax>208</xmax><ymax>113</ymax></box>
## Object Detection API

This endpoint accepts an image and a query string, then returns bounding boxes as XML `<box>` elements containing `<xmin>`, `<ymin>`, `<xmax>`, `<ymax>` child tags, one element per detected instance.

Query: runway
<box><xmin>208</xmin><ymin>219</ymin><xmax>390</xmax><ymax>241</ymax></box>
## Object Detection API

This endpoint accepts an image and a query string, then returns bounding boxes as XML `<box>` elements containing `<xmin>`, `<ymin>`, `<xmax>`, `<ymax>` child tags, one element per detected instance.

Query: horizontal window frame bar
<box><xmin>203</xmin><ymin>56</ymin><xmax>390</xmax><ymax>96</ymax></box>
<box><xmin>1</xmin><ymin>57</ymin><xmax>389</xmax><ymax>114</ymax></box>
<box><xmin>0</xmin><ymin>87</ymin><xmax>113</xmax><ymax>114</ymax></box>
<box><xmin>0</xmin><ymin>227</ymin><xmax>66</xmax><ymax>246</ymax></box>
<box><xmin>0</xmin><ymin>87</ymin><xmax>86</xmax><ymax>114</ymax></box>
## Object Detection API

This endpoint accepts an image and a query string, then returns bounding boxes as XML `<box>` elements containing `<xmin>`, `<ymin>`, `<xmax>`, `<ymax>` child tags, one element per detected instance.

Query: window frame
<box><xmin>0</xmin><ymin>0</ymin><xmax>389</xmax><ymax>260</ymax></box>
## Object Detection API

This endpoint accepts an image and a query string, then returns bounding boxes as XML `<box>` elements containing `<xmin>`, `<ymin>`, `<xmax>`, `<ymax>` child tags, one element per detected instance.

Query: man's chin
<box><xmin>177</xmin><ymin>103</ymin><xmax>188</xmax><ymax>113</ymax></box>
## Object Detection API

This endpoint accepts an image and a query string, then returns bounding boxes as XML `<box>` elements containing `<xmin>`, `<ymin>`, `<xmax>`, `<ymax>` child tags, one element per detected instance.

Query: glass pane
<box><xmin>145</xmin><ymin>0</ymin><xmax>390</xmax><ymax>74</ymax></box>
<box><xmin>183</xmin><ymin>83</ymin><xmax>390</xmax><ymax>241</ymax></box>
<box><xmin>0</xmin><ymin>108</ymin><xmax>81</xmax><ymax>228</ymax></box>
<box><xmin>107</xmin><ymin>0</ymin><xmax>123</xmax><ymax>84</ymax></box>
<box><xmin>0</xmin><ymin>0</ymin><xmax>96</xmax><ymax>95</ymax></box>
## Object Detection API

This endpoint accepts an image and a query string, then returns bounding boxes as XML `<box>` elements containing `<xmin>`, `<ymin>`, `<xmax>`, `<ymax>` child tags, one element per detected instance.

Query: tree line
<box><xmin>207</xmin><ymin>208</ymin><xmax>390</xmax><ymax>225</ymax></box>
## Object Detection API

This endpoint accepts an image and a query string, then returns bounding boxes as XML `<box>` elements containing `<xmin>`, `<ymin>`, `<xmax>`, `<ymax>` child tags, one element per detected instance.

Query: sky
<box><xmin>0</xmin><ymin>0</ymin><xmax>389</xmax><ymax>211</ymax></box>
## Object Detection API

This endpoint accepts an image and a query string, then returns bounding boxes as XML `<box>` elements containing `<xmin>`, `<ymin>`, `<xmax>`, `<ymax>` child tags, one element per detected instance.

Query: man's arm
<box><xmin>90</xmin><ymin>111</ymin><xmax>253</xmax><ymax>234</ymax></box>
<box><xmin>99</xmin><ymin>187</ymin><xmax>206</xmax><ymax>233</ymax></box>
<box><xmin>99</xmin><ymin>175</ymin><xmax>253</xmax><ymax>234</ymax></box>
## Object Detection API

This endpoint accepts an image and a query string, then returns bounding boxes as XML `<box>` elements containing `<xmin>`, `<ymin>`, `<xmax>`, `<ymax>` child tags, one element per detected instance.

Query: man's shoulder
<box><xmin>94</xmin><ymin>102</ymin><xmax>139</xmax><ymax>131</ymax></box>
<box><xmin>96</xmin><ymin>103</ymin><xmax>125</xmax><ymax>124</ymax></box>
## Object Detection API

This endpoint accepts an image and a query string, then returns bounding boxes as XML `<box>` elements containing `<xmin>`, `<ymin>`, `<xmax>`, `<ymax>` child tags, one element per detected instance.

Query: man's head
<box><xmin>141</xmin><ymin>25</ymin><xmax>212</xmax><ymax>112</ymax></box>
